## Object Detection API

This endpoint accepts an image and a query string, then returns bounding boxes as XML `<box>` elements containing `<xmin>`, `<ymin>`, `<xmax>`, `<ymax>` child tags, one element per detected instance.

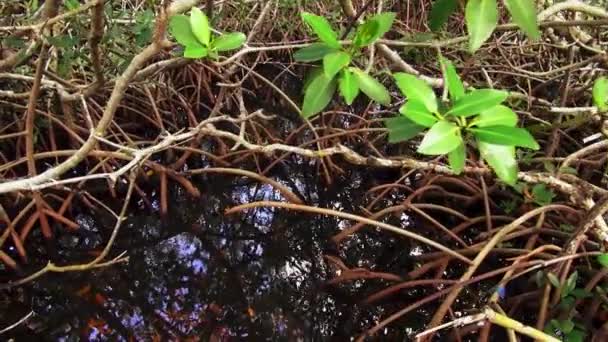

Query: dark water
<box><xmin>0</xmin><ymin>160</ymin><xmax>442</xmax><ymax>341</ymax></box>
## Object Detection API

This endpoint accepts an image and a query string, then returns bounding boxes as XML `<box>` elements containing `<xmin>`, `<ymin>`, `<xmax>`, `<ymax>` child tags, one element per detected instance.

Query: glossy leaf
<box><xmin>169</xmin><ymin>15</ymin><xmax>201</xmax><ymax>47</ymax></box>
<box><xmin>471</xmin><ymin>125</ymin><xmax>539</xmax><ymax>149</ymax></box>
<box><xmin>399</xmin><ymin>101</ymin><xmax>437</xmax><ymax>127</ymax></box>
<box><xmin>394</xmin><ymin>73</ymin><xmax>438</xmax><ymax>113</ymax></box>
<box><xmin>212</xmin><ymin>32</ymin><xmax>246</xmax><ymax>51</ymax></box>
<box><xmin>384</xmin><ymin>117</ymin><xmax>425</xmax><ymax>143</ymax></box>
<box><xmin>504</xmin><ymin>0</ymin><xmax>540</xmax><ymax>40</ymax></box>
<box><xmin>471</xmin><ymin>105</ymin><xmax>518</xmax><ymax>127</ymax></box>
<box><xmin>353</xmin><ymin>69</ymin><xmax>391</xmax><ymax>105</ymax></box>
<box><xmin>301</xmin><ymin>12</ymin><xmax>340</xmax><ymax>49</ymax></box>
<box><xmin>323</xmin><ymin>51</ymin><xmax>351</xmax><ymax>78</ymax></box>
<box><xmin>440</xmin><ymin>57</ymin><xmax>465</xmax><ymax>101</ymax></box>
<box><xmin>465</xmin><ymin>0</ymin><xmax>498</xmax><ymax>53</ymax></box>
<box><xmin>301</xmin><ymin>71</ymin><xmax>337</xmax><ymax>118</ymax></box>
<box><xmin>339</xmin><ymin>69</ymin><xmax>359</xmax><ymax>105</ymax></box>
<box><xmin>183</xmin><ymin>45</ymin><xmax>208</xmax><ymax>58</ymax></box>
<box><xmin>293</xmin><ymin>43</ymin><xmax>337</xmax><ymax>62</ymax></box>
<box><xmin>417</xmin><ymin>121</ymin><xmax>461</xmax><ymax>155</ymax></box>
<box><xmin>448</xmin><ymin>142</ymin><xmax>466</xmax><ymax>174</ymax></box>
<box><xmin>429</xmin><ymin>0</ymin><xmax>458</xmax><ymax>31</ymax></box>
<box><xmin>190</xmin><ymin>7</ymin><xmax>210</xmax><ymax>46</ymax></box>
<box><xmin>478</xmin><ymin>141</ymin><xmax>518</xmax><ymax>185</ymax></box>
<box><xmin>447</xmin><ymin>89</ymin><xmax>508</xmax><ymax>117</ymax></box>
<box><xmin>598</xmin><ymin>254</ymin><xmax>608</xmax><ymax>268</ymax></box>
<box><xmin>593</xmin><ymin>76</ymin><xmax>608</xmax><ymax>111</ymax></box>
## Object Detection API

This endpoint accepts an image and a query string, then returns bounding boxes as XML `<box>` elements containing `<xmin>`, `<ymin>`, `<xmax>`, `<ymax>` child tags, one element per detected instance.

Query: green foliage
<box><xmin>593</xmin><ymin>76</ymin><xmax>608</xmax><ymax>112</ymax></box>
<box><xmin>295</xmin><ymin>11</ymin><xmax>395</xmax><ymax>117</ymax></box>
<box><xmin>465</xmin><ymin>0</ymin><xmax>498</xmax><ymax>53</ymax></box>
<box><xmin>598</xmin><ymin>254</ymin><xmax>608</xmax><ymax>268</ymax></box>
<box><xmin>503</xmin><ymin>0</ymin><xmax>541</xmax><ymax>40</ymax></box>
<box><xmin>385</xmin><ymin>58</ymin><xmax>538</xmax><ymax>184</ymax></box>
<box><xmin>169</xmin><ymin>7</ymin><xmax>245</xmax><ymax>59</ymax></box>
<box><xmin>447</xmin><ymin>0</ymin><xmax>541</xmax><ymax>53</ymax></box>
<box><xmin>531</xmin><ymin>184</ymin><xmax>555</xmax><ymax>206</ymax></box>
<box><xmin>429</xmin><ymin>0</ymin><xmax>458</xmax><ymax>31</ymax></box>
<box><xmin>544</xmin><ymin>271</ymin><xmax>589</xmax><ymax>342</ymax></box>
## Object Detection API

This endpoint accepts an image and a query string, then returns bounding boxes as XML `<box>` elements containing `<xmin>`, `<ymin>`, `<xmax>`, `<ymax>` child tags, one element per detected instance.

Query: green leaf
<box><xmin>399</xmin><ymin>101</ymin><xmax>438</xmax><ymax>127</ymax></box>
<box><xmin>418</xmin><ymin>121</ymin><xmax>461</xmax><ymax>155</ymax></box>
<box><xmin>212</xmin><ymin>32</ymin><xmax>246</xmax><ymax>51</ymax></box>
<box><xmin>353</xmin><ymin>19</ymin><xmax>379</xmax><ymax>47</ymax></box>
<box><xmin>471</xmin><ymin>125</ymin><xmax>539</xmax><ymax>150</ymax></box>
<box><xmin>504</xmin><ymin>0</ymin><xmax>541</xmax><ymax>40</ymax></box>
<box><xmin>393</xmin><ymin>73</ymin><xmax>438</xmax><ymax>113</ymax></box>
<box><xmin>448</xmin><ymin>89</ymin><xmax>508</xmax><ymax>116</ymax></box>
<box><xmin>440</xmin><ymin>57</ymin><xmax>465</xmax><ymax>101</ymax></box>
<box><xmin>301</xmin><ymin>71</ymin><xmax>337</xmax><ymax>118</ymax></box>
<box><xmin>598</xmin><ymin>253</ymin><xmax>608</xmax><ymax>268</ymax></box>
<box><xmin>546</xmin><ymin>272</ymin><xmax>560</xmax><ymax>288</ymax></box>
<box><xmin>384</xmin><ymin>117</ymin><xmax>425</xmax><ymax>143</ymax></box>
<box><xmin>531</xmin><ymin>184</ymin><xmax>555</xmax><ymax>206</ymax></box>
<box><xmin>323</xmin><ymin>51</ymin><xmax>351</xmax><ymax>78</ymax></box>
<box><xmin>593</xmin><ymin>76</ymin><xmax>608</xmax><ymax>112</ymax></box>
<box><xmin>368</xmin><ymin>12</ymin><xmax>397</xmax><ymax>41</ymax></box>
<box><xmin>565</xmin><ymin>329</ymin><xmax>585</xmax><ymax>342</ymax></box>
<box><xmin>429</xmin><ymin>0</ymin><xmax>458</xmax><ymax>31</ymax></box>
<box><xmin>471</xmin><ymin>105</ymin><xmax>518</xmax><ymax>127</ymax></box>
<box><xmin>339</xmin><ymin>69</ymin><xmax>359</xmax><ymax>105</ymax></box>
<box><xmin>353</xmin><ymin>69</ymin><xmax>391</xmax><ymax>105</ymax></box>
<box><xmin>559</xmin><ymin>320</ymin><xmax>575</xmax><ymax>334</ymax></box>
<box><xmin>478</xmin><ymin>141</ymin><xmax>518</xmax><ymax>185</ymax></box>
<box><xmin>301</xmin><ymin>12</ymin><xmax>340</xmax><ymax>49</ymax></box>
<box><xmin>183</xmin><ymin>45</ymin><xmax>208</xmax><ymax>58</ymax></box>
<box><xmin>293</xmin><ymin>43</ymin><xmax>337</xmax><ymax>62</ymax></box>
<box><xmin>352</xmin><ymin>13</ymin><xmax>396</xmax><ymax>47</ymax></box>
<box><xmin>448</xmin><ymin>142</ymin><xmax>466</xmax><ymax>174</ymax></box>
<box><xmin>169</xmin><ymin>15</ymin><xmax>202</xmax><ymax>48</ymax></box>
<box><xmin>465</xmin><ymin>0</ymin><xmax>498</xmax><ymax>53</ymax></box>
<box><xmin>190</xmin><ymin>7</ymin><xmax>211</xmax><ymax>46</ymax></box>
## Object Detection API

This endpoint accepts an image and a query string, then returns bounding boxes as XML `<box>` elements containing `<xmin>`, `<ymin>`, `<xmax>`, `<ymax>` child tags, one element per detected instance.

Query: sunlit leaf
<box><xmin>465</xmin><ymin>0</ymin><xmax>498</xmax><ymax>53</ymax></box>
<box><xmin>598</xmin><ymin>254</ymin><xmax>608</xmax><ymax>268</ymax></box>
<box><xmin>394</xmin><ymin>73</ymin><xmax>438</xmax><ymax>113</ymax></box>
<box><xmin>323</xmin><ymin>51</ymin><xmax>351</xmax><ymax>78</ymax></box>
<box><xmin>183</xmin><ymin>45</ymin><xmax>208</xmax><ymax>58</ymax></box>
<box><xmin>418</xmin><ymin>121</ymin><xmax>461</xmax><ymax>155</ymax></box>
<box><xmin>399</xmin><ymin>101</ymin><xmax>437</xmax><ymax>127</ymax></box>
<box><xmin>190</xmin><ymin>7</ymin><xmax>210</xmax><ymax>46</ymax></box>
<box><xmin>593</xmin><ymin>76</ymin><xmax>608</xmax><ymax>111</ymax></box>
<box><xmin>339</xmin><ymin>69</ymin><xmax>359</xmax><ymax>105</ymax></box>
<box><xmin>448</xmin><ymin>142</ymin><xmax>466</xmax><ymax>174</ymax></box>
<box><xmin>169</xmin><ymin>15</ymin><xmax>202</xmax><ymax>47</ymax></box>
<box><xmin>353</xmin><ymin>69</ymin><xmax>390</xmax><ymax>105</ymax></box>
<box><xmin>301</xmin><ymin>12</ymin><xmax>340</xmax><ymax>49</ymax></box>
<box><xmin>447</xmin><ymin>89</ymin><xmax>508</xmax><ymax>116</ymax></box>
<box><xmin>212</xmin><ymin>32</ymin><xmax>246</xmax><ymax>51</ymax></box>
<box><xmin>471</xmin><ymin>105</ymin><xmax>518</xmax><ymax>127</ymax></box>
<box><xmin>471</xmin><ymin>125</ymin><xmax>539</xmax><ymax>149</ymax></box>
<box><xmin>478</xmin><ymin>141</ymin><xmax>517</xmax><ymax>185</ymax></box>
<box><xmin>504</xmin><ymin>0</ymin><xmax>540</xmax><ymax>40</ymax></box>
<box><xmin>439</xmin><ymin>57</ymin><xmax>465</xmax><ymax>101</ymax></box>
<box><xmin>353</xmin><ymin>13</ymin><xmax>397</xmax><ymax>47</ymax></box>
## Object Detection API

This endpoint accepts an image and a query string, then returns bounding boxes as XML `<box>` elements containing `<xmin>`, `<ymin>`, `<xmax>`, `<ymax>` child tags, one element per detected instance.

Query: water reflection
<box><xmin>2</xmin><ymin>167</ymin><xmax>422</xmax><ymax>340</ymax></box>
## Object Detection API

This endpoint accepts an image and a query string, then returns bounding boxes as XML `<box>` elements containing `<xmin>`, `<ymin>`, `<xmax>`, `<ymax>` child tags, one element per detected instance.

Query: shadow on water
<box><xmin>1</xmin><ymin>159</ymin><xmax>441</xmax><ymax>341</ymax></box>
